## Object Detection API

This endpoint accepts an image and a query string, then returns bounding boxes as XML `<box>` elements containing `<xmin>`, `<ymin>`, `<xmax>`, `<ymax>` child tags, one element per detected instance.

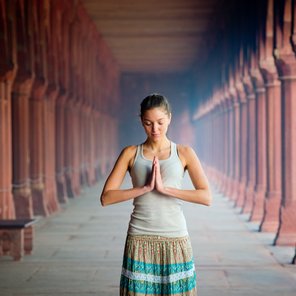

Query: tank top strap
<box><xmin>171</xmin><ymin>142</ymin><xmax>178</xmax><ymax>159</ymax></box>
<box><xmin>131</xmin><ymin>145</ymin><xmax>141</xmax><ymax>168</ymax></box>
<box><xmin>135</xmin><ymin>144</ymin><xmax>141</xmax><ymax>161</ymax></box>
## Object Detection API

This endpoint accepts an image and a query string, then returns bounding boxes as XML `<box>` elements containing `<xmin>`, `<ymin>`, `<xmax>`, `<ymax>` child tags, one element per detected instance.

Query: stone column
<box><xmin>29</xmin><ymin>0</ymin><xmax>51</xmax><ymax>216</ymax></box>
<box><xmin>274</xmin><ymin>0</ymin><xmax>296</xmax><ymax>246</ymax></box>
<box><xmin>219</xmin><ymin>99</ymin><xmax>226</xmax><ymax>191</ymax></box>
<box><xmin>30</xmin><ymin>84</ymin><xmax>48</xmax><ymax>215</ymax></box>
<box><xmin>11</xmin><ymin>0</ymin><xmax>35</xmax><ymax>221</ymax></box>
<box><xmin>259</xmin><ymin>64</ymin><xmax>281</xmax><ymax>231</ymax></box>
<box><xmin>225</xmin><ymin>91</ymin><xmax>234</xmax><ymax>199</ymax></box>
<box><xmin>55</xmin><ymin>0</ymin><xmax>73</xmax><ymax>202</ymax></box>
<box><xmin>235</xmin><ymin>77</ymin><xmax>248</xmax><ymax>208</ymax></box>
<box><xmin>259</xmin><ymin>0</ymin><xmax>282</xmax><ymax>232</ymax></box>
<box><xmin>220</xmin><ymin>96</ymin><xmax>229</xmax><ymax>195</ymax></box>
<box><xmin>94</xmin><ymin>110</ymin><xmax>101</xmax><ymax>181</ymax></box>
<box><xmin>0</xmin><ymin>0</ymin><xmax>17</xmax><ymax>219</ymax></box>
<box><xmin>213</xmin><ymin>97</ymin><xmax>222</xmax><ymax>187</ymax></box>
<box><xmin>80</xmin><ymin>104</ymin><xmax>89</xmax><ymax>187</ymax></box>
<box><xmin>274</xmin><ymin>52</ymin><xmax>296</xmax><ymax>245</ymax></box>
<box><xmin>88</xmin><ymin>110</ymin><xmax>97</xmax><ymax>185</ymax></box>
<box><xmin>63</xmin><ymin>99</ymin><xmax>75</xmax><ymax>198</ymax></box>
<box><xmin>250</xmin><ymin>66</ymin><xmax>267</xmax><ymax>222</ymax></box>
<box><xmin>242</xmin><ymin>67</ymin><xmax>256</xmax><ymax>214</ymax></box>
<box><xmin>72</xmin><ymin>100</ymin><xmax>82</xmax><ymax>196</ymax></box>
<box><xmin>43</xmin><ymin>92</ymin><xmax>60</xmax><ymax>214</ymax></box>
<box><xmin>55</xmin><ymin>94</ymin><xmax>68</xmax><ymax>203</ymax></box>
<box><xmin>230</xmin><ymin>80</ymin><xmax>241</xmax><ymax>203</ymax></box>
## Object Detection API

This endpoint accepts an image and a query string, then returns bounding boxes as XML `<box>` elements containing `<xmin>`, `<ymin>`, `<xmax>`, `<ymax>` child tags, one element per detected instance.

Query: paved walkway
<box><xmin>0</xmin><ymin>175</ymin><xmax>295</xmax><ymax>296</ymax></box>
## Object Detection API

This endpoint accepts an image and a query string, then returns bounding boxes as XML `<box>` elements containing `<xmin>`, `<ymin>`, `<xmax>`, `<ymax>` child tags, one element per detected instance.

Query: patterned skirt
<box><xmin>120</xmin><ymin>235</ymin><xmax>197</xmax><ymax>295</ymax></box>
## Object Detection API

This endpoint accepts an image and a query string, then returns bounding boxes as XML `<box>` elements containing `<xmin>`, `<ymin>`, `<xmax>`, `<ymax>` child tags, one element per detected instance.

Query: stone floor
<box><xmin>0</xmin><ymin>175</ymin><xmax>295</xmax><ymax>296</ymax></box>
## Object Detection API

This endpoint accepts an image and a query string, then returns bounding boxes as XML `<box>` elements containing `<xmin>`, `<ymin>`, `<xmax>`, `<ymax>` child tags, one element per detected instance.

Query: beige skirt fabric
<box><xmin>120</xmin><ymin>235</ymin><xmax>197</xmax><ymax>296</ymax></box>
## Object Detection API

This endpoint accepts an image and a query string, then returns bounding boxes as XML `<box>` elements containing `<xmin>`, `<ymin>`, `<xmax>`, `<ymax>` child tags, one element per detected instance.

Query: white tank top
<box><xmin>128</xmin><ymin>142</ymin><xmax>188</xmax><ymax>237</ymax></box>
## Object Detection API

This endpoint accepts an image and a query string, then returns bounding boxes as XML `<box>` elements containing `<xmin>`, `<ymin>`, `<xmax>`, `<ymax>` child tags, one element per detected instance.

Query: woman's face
<box><xmin>141</xmin><ymin>107</ymin><xmax>171</xmax><ymax>141</ymax></box>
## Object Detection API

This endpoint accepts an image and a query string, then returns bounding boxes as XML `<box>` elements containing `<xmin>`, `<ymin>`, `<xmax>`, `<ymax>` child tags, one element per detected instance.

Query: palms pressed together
<box><xmin>146</xmin><ymin>157</ymin><xmax>166</xmax><ymax>194</ymax></box>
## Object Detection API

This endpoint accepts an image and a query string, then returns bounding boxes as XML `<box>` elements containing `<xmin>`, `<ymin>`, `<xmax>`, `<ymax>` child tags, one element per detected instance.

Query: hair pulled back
<box><xmin>140</xmin><ymin>94</ymin><xmax>171</xmax><ymax>118</ymax></box>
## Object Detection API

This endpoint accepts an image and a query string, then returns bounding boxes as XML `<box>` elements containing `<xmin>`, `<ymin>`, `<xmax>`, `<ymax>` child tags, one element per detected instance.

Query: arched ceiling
<box><xmin>81</xmin><ymin>0</ymin><xmax>224</xmax><ymax>73</ymax></box>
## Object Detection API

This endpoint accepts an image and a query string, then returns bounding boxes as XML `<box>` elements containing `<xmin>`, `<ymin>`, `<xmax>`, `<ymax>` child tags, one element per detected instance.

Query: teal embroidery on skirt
<box><xmin>123</xmin><ymin>256</ymin><xmax>195</xmax><ymax>276</ymax></box>
<box><xmin>120</xmin><ymin>257</ymin><xmax>196</xmax><ymax>294</ymax></box>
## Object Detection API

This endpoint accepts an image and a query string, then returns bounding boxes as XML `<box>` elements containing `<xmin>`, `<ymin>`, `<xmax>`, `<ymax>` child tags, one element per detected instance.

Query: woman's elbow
<box><xmin>203</xmin><ymin>189</ymin><xmax>212</xmax><ymax>206</ymax></box>
<box><xmin>100</xmin><ymin>194</ymin><xmax>107</xmax><ymax>207</ymax></box>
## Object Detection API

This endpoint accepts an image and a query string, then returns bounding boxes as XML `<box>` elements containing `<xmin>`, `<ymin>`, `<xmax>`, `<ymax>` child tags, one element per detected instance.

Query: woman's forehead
<box><xmin>142</xmin><ymin>108</ymin><xmax>168</xmax><ymax>120</ymax></box>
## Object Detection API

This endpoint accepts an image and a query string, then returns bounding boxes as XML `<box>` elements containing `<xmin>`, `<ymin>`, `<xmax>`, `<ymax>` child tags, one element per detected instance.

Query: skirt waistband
<box><xmin>127</xmin><ymin>234</ymin><xmax>189</xmax><ymax>242</ymax></box>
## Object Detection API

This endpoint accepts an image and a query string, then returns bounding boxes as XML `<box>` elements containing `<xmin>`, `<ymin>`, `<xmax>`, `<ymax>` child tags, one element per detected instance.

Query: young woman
<box><xmin>100</xmin><ymin>94</ymin><xmax>212</xmax><ymax>296</ymax></box>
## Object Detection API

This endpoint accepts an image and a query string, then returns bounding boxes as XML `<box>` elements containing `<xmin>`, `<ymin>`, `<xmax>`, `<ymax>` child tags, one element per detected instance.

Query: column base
<box><xmin>80</xmin><ymin>170</ymin><xmax>89</xmax><ymax>187</ymax></box>
<box><xmin>241</xmin><ymin>184</ymin><xmax>255</xmax><ymax>214</ymax></box>
<box><xmin>31</xmin><ymin>186</ymin><xmax>49</xmax><ymax>217</ymax></box>
<box><xmin>230</xmin><ymin>180</ymin><xmax>240</xmax><ymax>202</ymax></box>
<box><xmin>46</xmin><ymin>189</ymin><xmax>60</xmax><ymax>215</ymax></box>
<box><xmin>249</xmin><ymin>187</ymin><xmax>266</xmax><ymax>222</ymax></box>
<box><xmin>65</xmin><ymin>174</ymin><xmax>75</xmax><ymax>198</ymax></box>
<box><xmin>259</xmin><ymin>191</ymin><xmax>281</xmax><ymax>232</ymax></box>
<box><xmin>274</xmin><ymin>203</ymin><xmax>296</xmax><ymax>246</ymax></box>
<box><xmin>235</xmin><ymin>181</ymin><xmax>247</xmax><ymax>208</ymax></box>
<box><xmin>86</xmin><ymin>167</ymin><xmax>96</xmax><ymax>186</ymax></box>
<box><xmin>56</xmin><ymin>176</ymin><xmax>68</xmax><ymax>204</ymax></box>
<box><xmin>13</xmin><ymin>188</ymin><xmax>33</xmax><ymax>218</ymax></box>
<box><xmin>225</xmin><ymin>177</ymin><xmax>232</xmax><ymax>199</ymax></box>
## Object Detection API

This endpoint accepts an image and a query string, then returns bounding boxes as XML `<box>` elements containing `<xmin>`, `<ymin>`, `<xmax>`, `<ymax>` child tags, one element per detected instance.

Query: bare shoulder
<box><xmin>176</xmin><ymin>144</ymin><xmax>198</xmax><ymax>169</ymax></box>
<box><xmin>177</xmin><ymin>144</ymin><xmax>197</xmax><ymax>158</ymax></box>
<box><xmin>120</xmin><ymin>145</ymin><xmax>138</xmax><ymax>169</ymax></box>
<box><xmin>121</xmin><ymin>145</ymin><xmax>137</xmax><ymax>156</ymax></box>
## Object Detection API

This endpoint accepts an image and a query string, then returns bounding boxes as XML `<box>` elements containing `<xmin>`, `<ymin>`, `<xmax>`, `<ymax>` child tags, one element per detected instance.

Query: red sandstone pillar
<box><xmin>274</xmin><ymin>0</ymin><xmax>296</xmax><ymax>246</ymax></box>
<box><xmin>220</xmin><ymin>95</ymin><xmax>229</xmax><ymax>195</ymax></box>
<box><xmin>0</xmin><ymin>0</ymin><xmax>17</xmax><ymax>219</ymax></box>
<box><xmin>250</xmin><ymin>64</ymin><xmax>267</xmax><ymax>222</ymax></box>
<box><xmin>12</xmin><ymin>0</ymin><xmax>39</xmax><ymax>225</ymax></box>
<box><xmin>224</xmin><ymin>90</ymin><xmax>234</xmax><ymax>199</ymax></box>
<box><xmin>27</xmin><ymin>79</ymin><xmax>60</xmax><ymax>217</ymax></box>
<box><xmin>43</xmin><ymin>94</ymin><xmax>60</xmax><ymax>213</ymax></box>
<box><xmin>218</xmin><ymin>96</ymin><xmax>225</xmax><ymax>191</ymax></box>
<box><xmin>259</xmin><ymin>65</ymin><xmax>282</xmax><ymax>231</ymax></box>
<box><xmin>230</xmin><ymin>78</ymin><xmax>241</xmax><ymax>203</ymax></box>
<box><xmin>221</xmin><ymin>93</ymin><xmax>231</xmax><ymax>199</ymax></box>
<box><xmin>64</xmin><ymin>100</ymin><xmax>76</xmax><ymax>198</ymax></box>
<box><xmin>242</xmin><ymin>65</ymin><xmax>256</xmax><ymax>214</ymax></box>
<box><xmin>235</xmin><ymin>76</ymin><xmax>248</xmax><ymax>208</ymax></box>
<box><xmin>55</xmin><ymin>0</ymin><xmax>73</xmax><ymax>202</ymax></box>
<box><xmin>30</xmin><ymin>86</ymin><xmax>48</xmax><ymax>215</ymax></box>
<box><xmin>72</xmin><ymin>100</ymin><xmax>82</xmax><ymax>196</ymax></box>
<box><xmin>80</xmin><ymin>104</ymin><xmax>89</xmax><ymax>187</ymax></box>
<box><xmin>88</xmin><ymin>110</ymin><xmax>97</xmax><ymax>185</ymax></box>
<box><xmin>259</xmin><ymin>0</ymin><xmax>282</xmax><ymax>232</ymax></box>
<box><xmin>30</xmin><ymin>0</ymin><xmax>54</xmax><ymax>216</ymax></box>
<box><xmin>94</xmin><ymin>110</ymin><xmax>100</xmax><ymax>181</ymax></box>
<box><xmin>213</xmin><ymin>96</ymin><xmax>222</xmax><ymax>187</ymax></box>
<box><xmin>55</xmin><ymin>94</ymin><xmax>68</xmax><ymax>202</ymax></box>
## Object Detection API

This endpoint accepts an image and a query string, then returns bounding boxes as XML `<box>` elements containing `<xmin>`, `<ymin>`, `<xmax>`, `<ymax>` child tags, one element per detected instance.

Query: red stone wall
<box><xmin>194</xmin><ymin>0</ymin><xmax>296</xmax><ymax>247</ymax></box>
<box><xmin>0</xmin><ymin>0</ymin><xmax>120</xmax><ymax>219</ymax></box>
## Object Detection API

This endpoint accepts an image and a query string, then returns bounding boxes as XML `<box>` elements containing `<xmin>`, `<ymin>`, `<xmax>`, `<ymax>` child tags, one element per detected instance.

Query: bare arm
<box><xmin>100</xmin><ymin>146</ymin><xmax>155</xmax><ymax>206</ymax></box>
<box><xmin>155</xmin><ymin>146</ymin><xmax>212</xmax><ymax>206</ymax></box>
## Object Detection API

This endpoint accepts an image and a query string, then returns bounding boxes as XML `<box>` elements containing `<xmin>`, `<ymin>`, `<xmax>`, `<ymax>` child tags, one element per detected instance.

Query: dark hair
<box><xmin>140</xmin><ymin>94</ymin><xmax>171</xmax><ymax>118</ymax></box>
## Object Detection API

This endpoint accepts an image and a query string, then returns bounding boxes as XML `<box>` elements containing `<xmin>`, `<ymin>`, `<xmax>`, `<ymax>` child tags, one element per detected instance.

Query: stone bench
<box><xmin>0</xmin><ymin>219</ymin><xmax>36</xmax><ymax>261</ymax></box>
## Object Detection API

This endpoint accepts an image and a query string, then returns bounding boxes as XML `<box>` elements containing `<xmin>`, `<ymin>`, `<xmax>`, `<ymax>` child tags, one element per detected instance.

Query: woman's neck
<box><xmin>144</xmin><ymin>137</ymin><xmax>171</xmax><ymax>152</ymax></box>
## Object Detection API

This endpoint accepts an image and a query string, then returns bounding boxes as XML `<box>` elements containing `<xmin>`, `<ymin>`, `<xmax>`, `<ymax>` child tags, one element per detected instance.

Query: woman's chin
<box><xmin>150</xmin><ymin>134</ymin><xmax>161</xmax><ymax>141</ymax></box>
